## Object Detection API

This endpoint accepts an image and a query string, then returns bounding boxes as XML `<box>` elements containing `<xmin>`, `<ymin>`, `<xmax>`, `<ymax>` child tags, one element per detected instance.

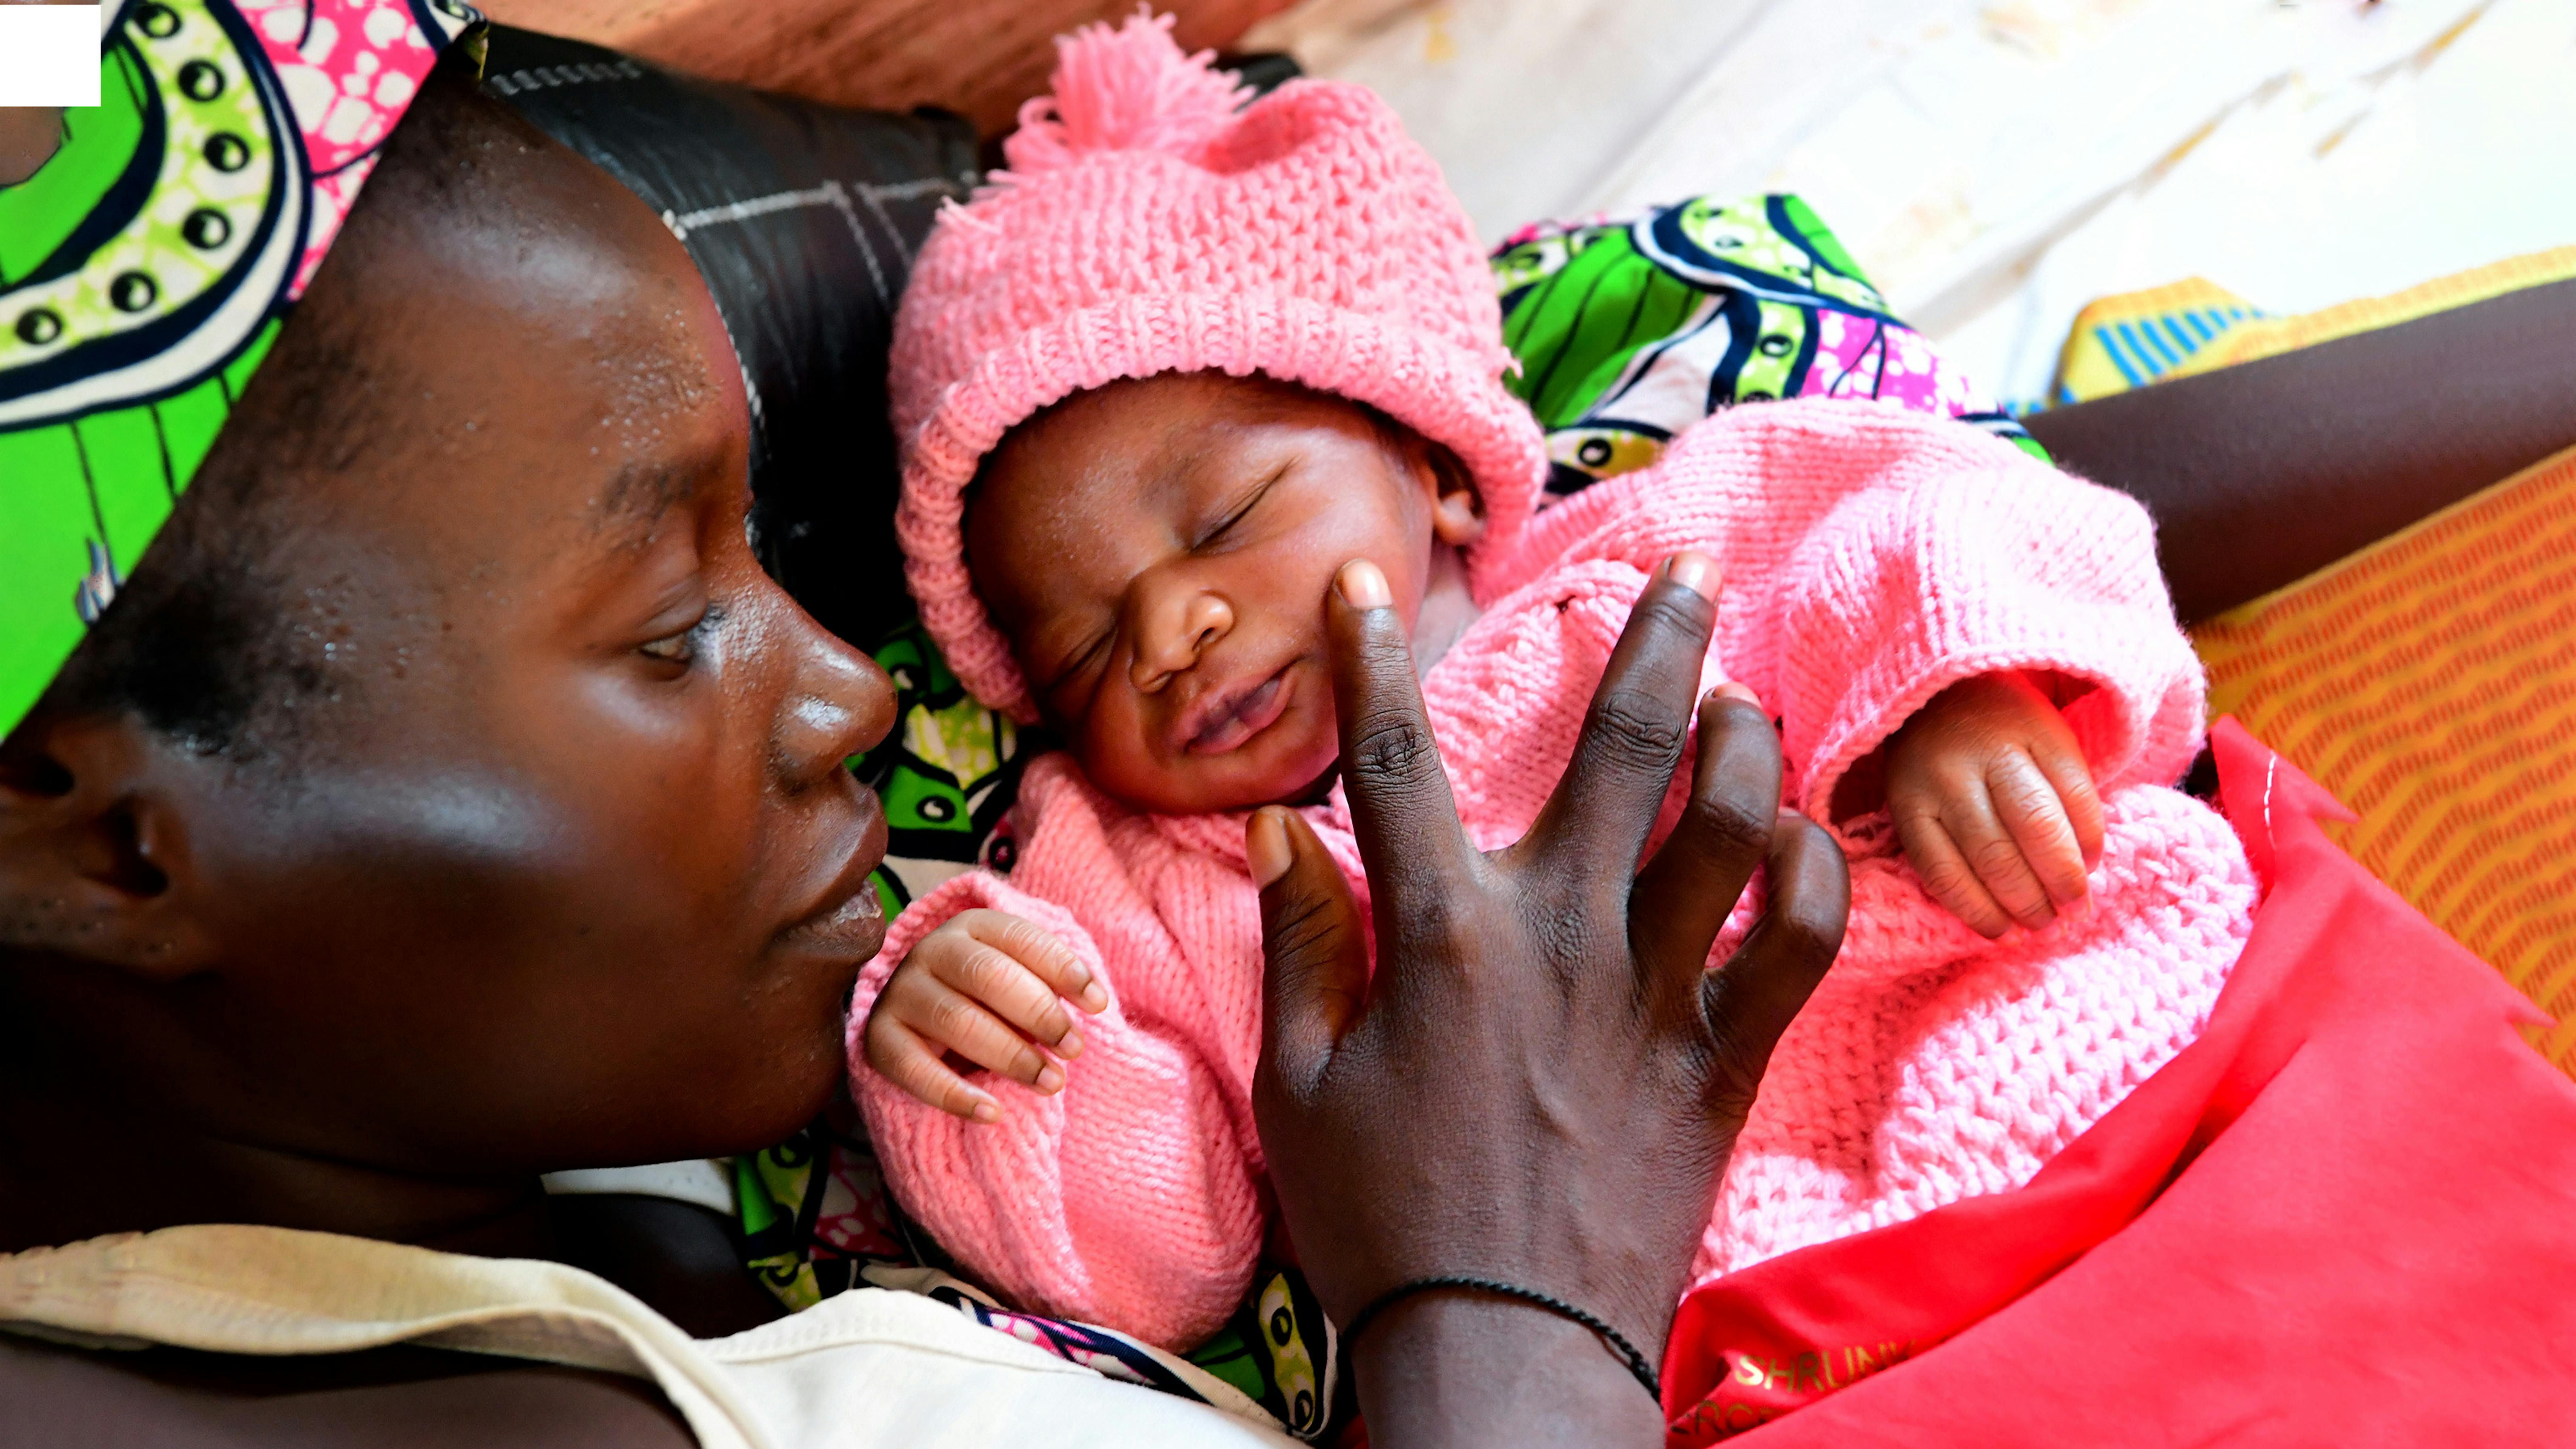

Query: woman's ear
<box><xmin>1425</xmin><ymin>447</ymin><xmax>1486</xmax><ymax>548</ymax></box>
<box><xmin>0</xmin><ymin>106</ymin><xmax>65</xmax><ymax>188</ymax></box>
<box><xmin>0</xmin><ymin>713</ymin><xmax>221</xmax><ymax>982</ymax></box>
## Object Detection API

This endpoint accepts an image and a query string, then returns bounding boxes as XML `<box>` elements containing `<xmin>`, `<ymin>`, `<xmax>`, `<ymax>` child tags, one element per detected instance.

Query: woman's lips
<box><xmin>1184</xmin><ymin>667</ymin><xmax>1294</xmax><ymax>755</ymax></box>
<box><xmin>779</xmin><ymin>878</ymin><xmax>886</xmax><ymax>963</ymax></box>
<box><xmin>778</xmin><ymin>790</ymin><xmax>890</xmax><ymax>963</ymax></box>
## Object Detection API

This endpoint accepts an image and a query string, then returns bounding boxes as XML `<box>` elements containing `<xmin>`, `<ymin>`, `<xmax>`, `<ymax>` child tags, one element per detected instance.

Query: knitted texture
<box><xmin>886</xmin><ymin>12</ymin><xmax>1548</xmax><ymax>722</ymax></box>
<box><xmin>847</xmin><ymin>400</ymin><xmax>2256</xmax><ymax>1349</ymax></box>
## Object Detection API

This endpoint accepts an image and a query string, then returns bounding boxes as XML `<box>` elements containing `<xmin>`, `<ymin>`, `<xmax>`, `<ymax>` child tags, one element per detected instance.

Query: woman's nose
<box><xmin>773</xmin><ymin>598</ymin><xmax>897</xmax><ymax>787</ymax></box>
<box><xmin>1130</xmin><ymin>588</ymin><xmax>1235</xmax><ymax>694</ymax></box>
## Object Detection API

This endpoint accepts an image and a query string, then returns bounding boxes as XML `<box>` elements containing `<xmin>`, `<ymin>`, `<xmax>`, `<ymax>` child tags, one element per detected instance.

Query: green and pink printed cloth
<box><xmin>0</xmin><ymin>0</ymin><xmax>480</xmax><ymax>741</ymax></box>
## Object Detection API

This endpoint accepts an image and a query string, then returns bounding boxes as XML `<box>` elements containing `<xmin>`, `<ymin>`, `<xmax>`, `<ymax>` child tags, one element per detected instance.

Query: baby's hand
<box><xmin>863</xmin><ymin>909</ymin><xmax>1108</xmax><ymax>1123</ymax></box>
<box><xmin>1884</xmin><ymin>672</ymin><xmax>2106</xmax><ymax>939</ymax></box>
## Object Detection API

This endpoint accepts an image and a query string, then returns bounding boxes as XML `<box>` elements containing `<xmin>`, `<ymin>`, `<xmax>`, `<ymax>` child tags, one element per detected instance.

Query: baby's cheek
<box><xmin>1245</xmin><ymin>691</ymin><xmax>1345</xmax><ymax>805</ymax></box>
<box><xmin>1070</xmin><ymin>706</ymin><xmax>1166</xmax><ymax>801</ymax></box>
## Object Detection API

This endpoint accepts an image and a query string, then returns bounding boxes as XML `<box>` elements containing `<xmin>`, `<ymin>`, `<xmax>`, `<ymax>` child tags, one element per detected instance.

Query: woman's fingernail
<box><xmin>1715</xmin><ymin>681</ymin><xmax>1759</xmax><ymax>705</ymax></box>
<box><xmin>970</xmin><ymin>1097</ymin><xmax>999</xmax><ymax>1123</ymax></box>
<box><xmin>1058</xmin><ymin>1028</ymin><xmax>1085</xmax><ymax>1059</ymax></box>
<box><xmin>1035</xmin><ymin>1065</ymin><xmax>1065</xmax><ymax>1093</ymax></box>
<box><xmin>1664</xmin><ymin>550</ymin><xmax>1720</xmax><ymax>600</ymax></box>
<box><xmin>1246</xmin><ymin>807</ymin><xmax>1295</xmax><ymax>887</ymax></box>
<box><xmin>1336</xmin><ymin>559</ymin><xmax>1392</xmax><ymax>610</ymax></box>
<box><xmin>1080</xmin><ymin>982</ymin><xmax>1108</xmax><ymax>1012</ymax></box>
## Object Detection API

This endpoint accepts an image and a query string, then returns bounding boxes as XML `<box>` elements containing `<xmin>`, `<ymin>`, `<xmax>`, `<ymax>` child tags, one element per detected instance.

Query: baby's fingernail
<box><xmin>1664</xmin><ymin>550</ymin><xmax>1720</xmax><ymax>601</ymax></box>
<box><xmin>1246</xmin><ymin>807</ymin><xmax>1295</xmax><ymax>888</ymax></box>
<box><xmin>970</xmin><ymin>1098</ymin><xmax>999</xmax><ymax>1123</ymax></box>
<box><xmin>1079</xmin><ymin>982</ymin><xmax>1108</xmax><ymax>1013</ymax></box>
<box><xmin>1058</xmin><ymin>1028</ymin><xmax>1085</xmax><ymax>1059</ymax></box>
<box><xmin>1336</xmin><ymin>559</ymin><xmax>1392</xmax><ymax>610</ymax></box>
<box><xmin>1035</xmin><ymin>1065</ymin><xmax>1065</xmax><ymax>1094</ymax></box>
<box><xmin>1714</xmin><ymin>681</ymin><xmax>1759</xmax><ymax>706</ymax></box>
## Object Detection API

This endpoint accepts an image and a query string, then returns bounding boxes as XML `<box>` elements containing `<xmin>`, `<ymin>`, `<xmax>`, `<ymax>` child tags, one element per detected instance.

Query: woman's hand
<box><xmin>1249</xmin><ymin>552</ymin><xmax>1851</xmax><ymax>1447</ymax></box>
<box><xmin>1884</xmin><ymin>671</ymin><xmax>2106</xmax><ymax>937</ymax></box>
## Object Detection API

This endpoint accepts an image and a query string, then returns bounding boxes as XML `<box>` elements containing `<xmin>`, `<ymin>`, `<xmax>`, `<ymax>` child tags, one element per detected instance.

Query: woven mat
<box><xmin>2194</xmin><ymin>443</ymin><xmax>2576</xmax><ymax>1076</ymax></box>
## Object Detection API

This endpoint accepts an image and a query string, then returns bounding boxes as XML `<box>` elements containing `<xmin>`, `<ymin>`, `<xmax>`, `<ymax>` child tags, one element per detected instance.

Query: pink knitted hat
<box><xmin>887</xmin><ymin>12</ymin><xmax>1547</xmax><ymax>721</ymax></box>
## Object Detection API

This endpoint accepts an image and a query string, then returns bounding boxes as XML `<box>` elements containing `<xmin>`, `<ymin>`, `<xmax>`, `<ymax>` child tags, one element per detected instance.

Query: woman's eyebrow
<box><xmin>588</xmin><ymin>443</ymin><xmax>730</xmax><ymax>538</ymax></box>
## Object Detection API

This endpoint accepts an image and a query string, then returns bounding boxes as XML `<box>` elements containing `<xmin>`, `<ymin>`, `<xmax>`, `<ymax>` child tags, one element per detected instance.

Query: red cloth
<box><xmin>1663</xmin><ymin>717</ymin><xmax>2576</xmax><ymax>1445</ymax></box>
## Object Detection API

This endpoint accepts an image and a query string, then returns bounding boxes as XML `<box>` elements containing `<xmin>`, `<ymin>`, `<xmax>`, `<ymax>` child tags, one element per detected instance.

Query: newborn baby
<box><xmin>850</xmin><ymin>14</ymin><xmax>2256</xmax><ymax>1350</ymax></box>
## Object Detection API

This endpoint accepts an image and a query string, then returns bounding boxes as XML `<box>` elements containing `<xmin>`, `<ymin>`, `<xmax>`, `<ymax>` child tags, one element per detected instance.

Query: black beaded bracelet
<box><xmin>1339</xmin><ymin>1275</ymin><xmax>1663</xmax><ymax>1403</ymax></box>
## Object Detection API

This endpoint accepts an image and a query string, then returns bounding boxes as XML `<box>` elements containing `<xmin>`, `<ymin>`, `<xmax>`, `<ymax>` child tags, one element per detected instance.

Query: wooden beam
<box><xmin>475</xmin><ymin>0</ymin><xmax>1302</xmax><ymax>136</ymax></box>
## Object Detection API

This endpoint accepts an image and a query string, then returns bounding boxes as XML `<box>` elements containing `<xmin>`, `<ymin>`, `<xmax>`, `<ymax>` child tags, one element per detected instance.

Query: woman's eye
<box><xmin>639</xmin><ymin>631</ymin><xmax>695</xmax><ymax>664</ymax></box>
<box><xmin>638</xmin><ymin>606</ymin><xmax>719</xmax><ymax>668</ymax></box>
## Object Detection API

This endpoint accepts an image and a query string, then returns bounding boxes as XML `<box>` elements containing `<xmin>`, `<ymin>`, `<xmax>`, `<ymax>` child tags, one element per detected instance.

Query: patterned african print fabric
<box><xmin>0</xmin><ymin>0</ymin><xmax>482</xmax><ymax>742</ymax></box>
<box><xmin>854</xmin><ymin>620</ymin><xmax>1042</xmax><ymax>923</ymax></box>
<box><xmin>1493</xmin><ymin>193</ymin><xmax>2043</xmax><ymax>492</ymax></box>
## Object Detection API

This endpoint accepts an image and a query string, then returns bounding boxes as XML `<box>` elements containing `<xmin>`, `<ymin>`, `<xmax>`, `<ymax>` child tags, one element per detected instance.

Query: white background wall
<box><xmin>1244</xmin><ymin>0</ymin><xmax>2576</xmax><ymax>405</ymax></box>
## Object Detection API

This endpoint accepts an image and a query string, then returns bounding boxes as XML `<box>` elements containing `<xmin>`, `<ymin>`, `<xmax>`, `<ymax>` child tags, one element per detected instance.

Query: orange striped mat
<box><xmin>2194</xmin><ymin>443</ymin><xmax>2576</xmax><ymax>1076</ymax></box>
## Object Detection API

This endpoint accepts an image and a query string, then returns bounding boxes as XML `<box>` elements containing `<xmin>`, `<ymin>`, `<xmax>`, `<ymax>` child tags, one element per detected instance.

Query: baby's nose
<box><xmin>1130</xmin><ymin>591</ymin><xmax>1235</xmax><ymax>693</ymax></box>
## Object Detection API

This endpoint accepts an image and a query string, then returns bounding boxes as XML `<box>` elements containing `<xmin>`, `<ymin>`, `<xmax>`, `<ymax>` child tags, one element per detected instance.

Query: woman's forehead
<box><xmin>154</xmin><ymin>98</ymin><xmax>750</xmax><ymax>662</ymax></box>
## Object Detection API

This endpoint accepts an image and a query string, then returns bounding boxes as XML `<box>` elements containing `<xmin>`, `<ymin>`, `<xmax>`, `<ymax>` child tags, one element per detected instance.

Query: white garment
<box><xmin>0</xmin><ymin>1224</ymin><xmax>1291</xmax><ymax>1449</ymax></box>
<box><xmin>541</xmin><ymin>1157</ymin><xmax>738</xmax><ymax>1216</ymax></box>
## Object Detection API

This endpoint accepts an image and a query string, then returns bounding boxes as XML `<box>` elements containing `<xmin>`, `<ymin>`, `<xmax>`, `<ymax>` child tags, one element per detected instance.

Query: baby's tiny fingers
<box><xmin>905</xmin><ymin>973</ymin><xmax>1069</xmax><ymax>1092</ymax></box>
<box><xmin>1893</xmin><ymin>799</ymin><xmax>2013</xmax><ymax>939</ymax></box>
<box><xmin>2030</xmin><ymin>741</ymin><xmax>2107</xmax><ymax>868</ymax></box>
<box><xmin>867</xmin><ymin>1016</ymin><xmax>1001</xmax><ymax>1123</ymax></box>
<box><xmin>934</xmin><ymin>937</ymin><xmax>1084</xmax><ymax>1056</ymax></box>
<box><xmin>1935</xmin><ymin>777</ymin><xmax>2056</xmax><ymax>931</ymax></box>
<box><xmin>963</xmin><ymin>911</ymin><xmax>1109</xmax><ymax>1015</ymax></box>
<box><xmin>1989</xmin><ymin>752</ymin><xmax>2093</xmax><ymax>914</ymax></box>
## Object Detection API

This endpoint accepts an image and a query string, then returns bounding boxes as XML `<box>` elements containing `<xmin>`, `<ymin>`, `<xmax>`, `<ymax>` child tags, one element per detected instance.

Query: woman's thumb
<box><xmin>1250</xmin><ymin>806</ymin><xmax>1369</xmax><ymax>1086</ymax></box>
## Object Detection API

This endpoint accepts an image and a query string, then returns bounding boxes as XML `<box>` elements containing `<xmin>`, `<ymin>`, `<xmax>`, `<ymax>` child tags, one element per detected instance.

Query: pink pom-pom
<box><xmin>1002</xmin><ymin>10</ymin><xmax>1252</xmax><ymax>173</ymax></box>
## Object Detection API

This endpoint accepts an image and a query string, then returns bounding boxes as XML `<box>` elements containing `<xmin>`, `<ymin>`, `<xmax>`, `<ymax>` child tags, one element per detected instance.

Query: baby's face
<box><xmin>967</xmin><ymin>372</ymin><xmax>1479</xmax><ymax>815</ymax></box>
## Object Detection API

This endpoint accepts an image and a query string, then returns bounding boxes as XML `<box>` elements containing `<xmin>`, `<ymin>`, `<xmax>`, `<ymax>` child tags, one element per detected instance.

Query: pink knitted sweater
<box><xmin>848</xmin><ymin>399</ymin><xmax>2257</xmax><ymax>1350</ymax></box>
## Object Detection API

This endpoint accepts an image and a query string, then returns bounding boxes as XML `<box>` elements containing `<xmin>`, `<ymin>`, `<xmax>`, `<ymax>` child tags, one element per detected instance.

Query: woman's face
<box><xmin>968</xmin><ymin>373</ymin><xmax>1481</xmax><ymax>815</ymax></box>
<box><xmin>0</xmin><ymin>93</ymin><xmax>895</xmax><ymax>1179</ymax></box>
